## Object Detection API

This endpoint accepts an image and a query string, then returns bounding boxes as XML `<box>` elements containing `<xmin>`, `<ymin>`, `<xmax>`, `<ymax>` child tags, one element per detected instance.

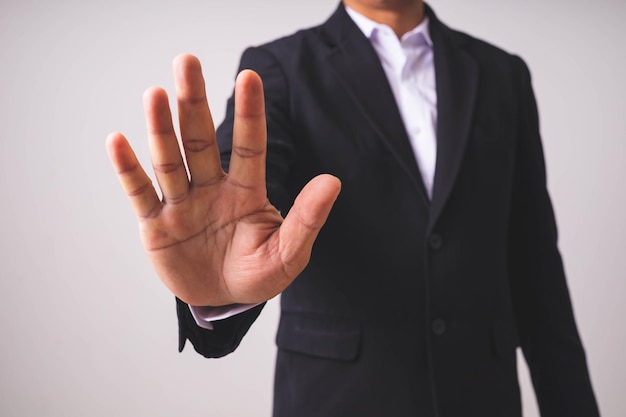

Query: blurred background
<box><xmin>1</xmin><ymin>0</ymin><xmax>624</xmax><ymax>415</ymax></box>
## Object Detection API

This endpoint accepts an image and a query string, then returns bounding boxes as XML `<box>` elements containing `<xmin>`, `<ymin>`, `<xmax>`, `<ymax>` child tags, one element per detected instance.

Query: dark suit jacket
<box><xmin>177</xmin><ymin>4</ymin><xmax>599</xmax><ymax>416</ymax></box>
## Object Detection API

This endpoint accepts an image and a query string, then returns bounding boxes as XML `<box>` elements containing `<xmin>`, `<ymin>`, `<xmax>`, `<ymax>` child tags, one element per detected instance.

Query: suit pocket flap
<box><xmin>276</xmin><ymin>311</ymin><xmax>361</xmax><ymax>361</ymax></box>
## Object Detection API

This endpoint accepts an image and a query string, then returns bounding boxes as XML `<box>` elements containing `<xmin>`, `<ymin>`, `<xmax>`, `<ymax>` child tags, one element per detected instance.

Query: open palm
<box><xmin>106</xmin><ymin>54</ymin><xmax>340</xmax><ymax>307</ymax></box>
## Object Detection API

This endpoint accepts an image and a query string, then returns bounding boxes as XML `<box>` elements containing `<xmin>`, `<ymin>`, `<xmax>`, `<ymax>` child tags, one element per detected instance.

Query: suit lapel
<box><xmin>320</xmin><ymin>6</ymin><xmax>429</xmax><ymax>202</ymax></box>
<box><xmin>428</xmin><ymin>7</ymin><xmax>479</xmax><ymax>231</ymax></box>
<box><xmin>318</xmin><ymin>5</ymin><xmax>479</xmax><ymax>220</ymax></box>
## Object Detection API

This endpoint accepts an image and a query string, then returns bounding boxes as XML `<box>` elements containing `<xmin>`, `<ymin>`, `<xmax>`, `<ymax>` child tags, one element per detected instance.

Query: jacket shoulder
<box><xmin>247</xmin><ymin>24</ymin><xmax>327</xmax><ymax>60</ymax></box>
<box><xmin>445</xmin><ymin>24</ymin><xmax>528</xmax><ymax>70</ymax></box>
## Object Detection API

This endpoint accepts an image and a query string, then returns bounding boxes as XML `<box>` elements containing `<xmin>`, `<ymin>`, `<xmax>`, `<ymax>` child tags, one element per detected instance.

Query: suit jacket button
<box><xmin>431</xmin><ymin>319</ymin><xmax>447</xmax><ymax>336</ymax></box>
<box><xmin>429</xmin><ymin>234</ymin><xmax>443</xmax><ymax>250</ymax></box>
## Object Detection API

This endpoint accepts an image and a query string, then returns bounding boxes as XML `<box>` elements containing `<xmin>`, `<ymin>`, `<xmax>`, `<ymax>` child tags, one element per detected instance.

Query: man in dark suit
<box><xmin>107</xmin><ymin>0</ymin><xmax>600</xmax><ymax>416</ymax></box>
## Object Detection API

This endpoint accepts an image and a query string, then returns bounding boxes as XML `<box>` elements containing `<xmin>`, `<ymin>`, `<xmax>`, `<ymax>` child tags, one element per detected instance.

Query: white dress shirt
<box><xmin>190</xmin><ymin>6</ymin><xmax>438</xmax><ymax>329</ymax></box>
<box><xmin>346</xmin><ymin>6</ymin><xmax>437</xmax><ymax>197</ymax></box>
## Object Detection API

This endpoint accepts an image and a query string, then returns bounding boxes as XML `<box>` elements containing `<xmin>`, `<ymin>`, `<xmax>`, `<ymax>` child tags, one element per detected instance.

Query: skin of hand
<box><xmin>106</xmin><ymin>54</ymin><xmax>341</xmax><ymax>307</ymax></box>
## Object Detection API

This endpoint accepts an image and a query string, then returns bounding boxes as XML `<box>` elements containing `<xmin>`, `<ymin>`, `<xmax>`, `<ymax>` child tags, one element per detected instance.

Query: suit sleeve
<box><xmin>507</xmin><ymin>57</ymin><xmax>600</xmax><ymax>416</ymax></box>
<box><xmin>176</xmin><ymin>46</ymin><xmax>295</xmax><ymax>358</ymax></box>
<box><xmin>177</xmin><ymin>298</ymin><xmax>265</xmax><ymax>358</ymax></box>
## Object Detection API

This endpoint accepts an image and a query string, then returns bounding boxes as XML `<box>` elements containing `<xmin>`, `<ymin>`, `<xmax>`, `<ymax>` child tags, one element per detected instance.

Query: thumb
<box><xmin>278</xmin><ymin>174</ymin><xmax>341</xmax><ymax>276</ymax></box>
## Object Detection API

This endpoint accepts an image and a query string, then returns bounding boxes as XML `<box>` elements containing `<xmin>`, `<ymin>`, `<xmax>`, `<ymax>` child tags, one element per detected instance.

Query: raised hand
<box><xmin>106</xmin><ymin>54</ymin><xmax>341</xmax><ymax>307</ymax></box>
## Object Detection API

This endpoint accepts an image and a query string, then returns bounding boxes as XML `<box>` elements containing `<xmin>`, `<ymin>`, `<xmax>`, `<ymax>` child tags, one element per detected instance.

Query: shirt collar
<box><xmin>345</xmin><ymin>5</ymin><xmax>433</xmax><ymax>47</ymax></box>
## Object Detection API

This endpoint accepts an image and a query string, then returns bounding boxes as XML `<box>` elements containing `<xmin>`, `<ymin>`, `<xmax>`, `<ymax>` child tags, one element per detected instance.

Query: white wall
<box><xmin>0</xmin><ymin>0</ymin><xmax>623</xmax><ymax>415</ymax></box>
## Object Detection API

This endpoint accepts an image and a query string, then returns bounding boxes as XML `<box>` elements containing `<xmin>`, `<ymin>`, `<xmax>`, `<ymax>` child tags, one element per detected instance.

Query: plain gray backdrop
<box><xmin>1</xmin><ymin>0</ymin><xmax>624</xmax><ymax>415</ymax></box>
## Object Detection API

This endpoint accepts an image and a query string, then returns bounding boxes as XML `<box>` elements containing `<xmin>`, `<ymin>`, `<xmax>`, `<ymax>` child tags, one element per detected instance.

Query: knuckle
<box><xmin>138</xmin><ymin>203</ymin><xmax>161</xmax><ymax>220</ymax></box>
<box><xmin>153</xmin><ymin>161</ymin><xmax>184</xmax><ymax>174</ymax></box>
<box><xmin>128</xmin><ymin>180</ymin><xmax>153</xmax><ymax>197</ymax></box>
<box><xmin>232</xmin><ymin>145</ymin><xmax>263</xmax><ymax>159</ymax></box>
<box><xmin>192</xmin><ymin>174</ymin><xmax>225</xmax><ymax>188</ymax></box>
<box><xmin>178</xmin><ymin>95</ymin><xmax>206</xmax><ymax>107</ymax></box>
<box><xmin>183</xmin><ymin>138</ymin><xmax>214</xmax><ymax>153</ymax></box>
<box><xmin>164</xmin><ymin>192</ymin><xmax>188</xmax><ymax>205</ymax></box>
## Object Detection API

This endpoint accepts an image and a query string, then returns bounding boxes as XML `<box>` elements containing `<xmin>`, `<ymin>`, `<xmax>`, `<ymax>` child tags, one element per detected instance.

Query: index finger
<box><xmin>227</xmin><ymin>70</ymin><xmax>267</xmax><ymax>192</ymax></box>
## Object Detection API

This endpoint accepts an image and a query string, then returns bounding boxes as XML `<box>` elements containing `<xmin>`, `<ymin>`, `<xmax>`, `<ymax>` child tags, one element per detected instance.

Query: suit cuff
<box><xmin>188</xmin><ymin>303</ymin><xmax>264</xmax><ymax>330</ymax></box>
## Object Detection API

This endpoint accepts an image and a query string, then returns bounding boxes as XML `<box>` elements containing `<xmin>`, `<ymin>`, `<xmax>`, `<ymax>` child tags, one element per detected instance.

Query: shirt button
<box><xmin>431</xmin><ymin>319</ymin><xmax>447</xmax><ymax>336</ymax></box>
<box><xmin>429</xmin><ymin>234</ymin><xmax>443</xmax><ymax>250</ymax></box>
